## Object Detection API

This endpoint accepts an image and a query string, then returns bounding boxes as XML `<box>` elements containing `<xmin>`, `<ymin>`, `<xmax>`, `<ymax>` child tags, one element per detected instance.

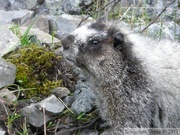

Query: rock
<box><xmin>0</xmin><ymin>98</ymin><xmax>8</xmax><ymax>135</ymax></box>
<box><xmin>0</xmin><ymin>58</ymin><xmax>16</xmax><ymax>89</ymax></box>
<box><xmin>20</xmin><ymin>95</ymin><xmax>65</xmax><ymax>127</ymax></box>
<box><xmin>19</xmin><ymin>26</ymin><xmax>61</xmax><ymax>46</ymax></box>
<box><xmin>37</xmin><ymin>95</ymin><xmax>65</xmax><ymax>114</ymax></box>
<box><xmin>0</xmin><ymin>131</ymin><xmax>5</xmax><ymax>135</ymax></box>
<box><xmin>48</xmin><ymin>14</ymin><xmax>93</xmax><ymax>39</ymax></box>
<box><xmin>37</xmin><ymin>0</ymin><xmax>45</xmax><ymax>5</ymax></box>
<box><xmin>135</xmin><ymin>21</ymin><xmax>180</xmax><ymax>41</ymax></box>
<box><xmin>0</xmin><ymin>10</ymin><xmax>34</xmax><ymax>25</ymax></box>
<box><xmin>70</xmin><ymin>81</ymin><xmax>96</xmax><ymax>114</ymax></box>
<box><xmin>20</xmin><ymin>103</ymin><xmax>52</xmax><ymax>127</ymax></box>
<box><xmin>80</xmin><ymin>130</ymin><xmax>99</xmax><ymax>135</ymax></box>
<box><xmin>62</xmin><ymin>0</ymin><xmax>93</xmax><ymax>15</ymax></box>
<box><xmin>23</xmin><ymin>15</ymin><xmax>49</xmax><ymax>33</ymax></box>
<box><xmin>163</xmin><ymin>22</ymin><xmax>180</xmax><ymax>41</ymax></box>
<box><xmin>45</xmin><ymin>0</ymin><xmax>63</xmax><ymax>15</ymax></box>
<box><xmin>51</xmin><ymin>87</ymin><xmax>70</xmax><ymax>98</ymax></box>
<box><xmin>0</xmin><ymin>25</ymin><xmax>20</xmax><ymax>57</ymax></box>
<box><xmin>8</xmin><ymin>0</ymin><xmax>37</xmax><ymax>10</ymax></box>
<box><xmin>63</xmin><ymin>96</ymin><xmax>75</xmax><ymax>106</ymax></box>
<box><xmin>0</xmin><ymin>0</ymin><xmax>10</xmax><ymax>10</ymax></box>
<box><xmin>0</xmin><ymin>88</ymin><xmax>17</xmax><ymax>105</ymax></box>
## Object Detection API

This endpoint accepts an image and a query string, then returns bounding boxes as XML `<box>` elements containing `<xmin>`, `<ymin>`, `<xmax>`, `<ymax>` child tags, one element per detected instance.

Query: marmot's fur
<box><xmin>62</xmin><ymin>21</ymin><xmax>180</xmax><ymax>135</ymax></box>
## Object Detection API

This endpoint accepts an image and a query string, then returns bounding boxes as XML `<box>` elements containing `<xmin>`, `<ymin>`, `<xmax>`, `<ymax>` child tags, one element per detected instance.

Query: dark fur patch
<box><xmin>89</xmin><ymin>21</ymin><xmax>106</xmax><ymax>31</ymax></box>
<box><xmin>62</xmin><ymin>35</ymin><xmax>75</xmax><ymax>50</ymax></box>
<box><xmin>107</xmin><ymin>27</ymin><xmax>119</xmax><ymax>36</ymax></box>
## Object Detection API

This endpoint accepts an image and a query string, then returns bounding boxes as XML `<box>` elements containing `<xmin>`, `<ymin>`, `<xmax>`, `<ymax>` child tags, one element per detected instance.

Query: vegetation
<box><xmin>5</xmin><ymin>44</ymin><xmax>62</xmax><ymax>98</ymax></box>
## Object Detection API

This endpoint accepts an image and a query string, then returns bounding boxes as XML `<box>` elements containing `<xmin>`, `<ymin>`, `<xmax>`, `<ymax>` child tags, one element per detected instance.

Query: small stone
<box><xmin>51</xmin><ymin>87</ymin><xmax>70</xmax><ymax>98</ymax></box>
<box><xmin>37</xmin><ymin>95</ymin><xmax>65</xmax><ymax>114</ymax></box>
<box><xmin>20</xmin><ymin>103</ymin><xmax>51</xmax><ymax>127</ymax></box>
<box><xmin>63</xmin><ymin>96</ymin><xmax>75</xmax><ymax>106</ymax></box>
<box><xmin>0</xmin><ymin>88</ymin><xmax>17</xmax><ymax>105</ymax></box>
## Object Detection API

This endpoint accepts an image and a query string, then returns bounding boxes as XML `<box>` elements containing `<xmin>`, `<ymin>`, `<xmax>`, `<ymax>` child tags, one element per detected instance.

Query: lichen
<box><xmin>4</xmin><ymin>44</ymin><xmax>63</xmax><ymax>98</ymax></box>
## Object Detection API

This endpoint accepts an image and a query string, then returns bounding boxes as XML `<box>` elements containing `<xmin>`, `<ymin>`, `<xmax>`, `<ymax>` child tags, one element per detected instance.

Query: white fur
<box><xmin>72</xmin><ymin>24</ymin><xmax>97</xmax><ymax>42</ymax></box>
<box><xmin>72</xmin><ymin>23</ymin><xmax>107</xmax><ymax>43</ymax></box>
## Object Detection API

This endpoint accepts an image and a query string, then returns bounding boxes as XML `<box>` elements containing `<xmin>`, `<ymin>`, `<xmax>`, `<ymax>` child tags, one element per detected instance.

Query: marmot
<box><xmin>62</xmin><ymin>21</ymin><xmax>180</xmax><ymax>135</ymax></box>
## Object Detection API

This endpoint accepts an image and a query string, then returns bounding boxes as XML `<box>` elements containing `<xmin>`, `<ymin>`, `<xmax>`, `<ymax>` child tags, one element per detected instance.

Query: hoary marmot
<box><xmin>62</xmin><ymin>21</ymin><xmax>180</xmax><ymax>135</ymax></box>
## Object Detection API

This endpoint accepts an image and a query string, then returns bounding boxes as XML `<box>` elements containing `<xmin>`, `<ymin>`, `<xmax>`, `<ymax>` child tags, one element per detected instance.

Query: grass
<box><xmin>90</xmin><ymin>0</ymin><xmax>179</xmax><ymax>41</ymax></box>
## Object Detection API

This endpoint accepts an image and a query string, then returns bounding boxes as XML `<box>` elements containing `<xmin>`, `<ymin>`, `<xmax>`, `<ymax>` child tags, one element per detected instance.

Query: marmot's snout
<box><xmin>62</xmin><ymin>35</ymin><xmax>75</xmax><ymax>51</ymax></box>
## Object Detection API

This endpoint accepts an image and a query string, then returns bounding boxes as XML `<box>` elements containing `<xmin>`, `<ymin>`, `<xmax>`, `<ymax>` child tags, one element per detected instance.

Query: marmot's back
<box><xmin>62</xmin><ymin>21</ymin><xmax>180</xmax><ymax>134</ymax></box>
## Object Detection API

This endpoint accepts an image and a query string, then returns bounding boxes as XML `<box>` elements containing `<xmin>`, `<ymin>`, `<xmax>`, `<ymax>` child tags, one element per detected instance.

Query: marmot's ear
<box><xmin>113</xmin><ymin>33</ymin><xmax>124</xmax><ymax>49</ymax></box>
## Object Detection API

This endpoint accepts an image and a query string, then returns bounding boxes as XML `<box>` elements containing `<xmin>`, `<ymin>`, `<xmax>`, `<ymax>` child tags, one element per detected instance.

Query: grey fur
<box><xmin>62</xmin><ymin>21</ymin><xmax>180</xmax><ymax>135</ymax></box>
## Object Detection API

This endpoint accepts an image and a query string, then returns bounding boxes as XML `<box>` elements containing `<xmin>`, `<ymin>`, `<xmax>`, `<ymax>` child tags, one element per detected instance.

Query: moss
<box><xmin>5</xmin><ymin>44</ymin><xmax>63</xmax><ymax>98</ymax></box>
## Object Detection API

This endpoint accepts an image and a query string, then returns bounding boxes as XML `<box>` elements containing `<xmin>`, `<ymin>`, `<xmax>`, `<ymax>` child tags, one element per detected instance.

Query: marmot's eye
<box><xmin>89</xmin><ymin>39</ymin><xmax>100</xmax><ymax>47</ymax></box>
<box><xmin>91</xmin><ymin>40</ymin><xmax>99</xmax><ymax>45</ymax></box>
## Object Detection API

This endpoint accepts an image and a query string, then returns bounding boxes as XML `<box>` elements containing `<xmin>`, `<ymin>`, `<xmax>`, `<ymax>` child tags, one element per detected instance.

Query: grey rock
<box><xmin>0</xmin><ymin>100</ymin><xmax>8</xmax><ymax>135</ymax></box>
<box><xmin>0</xmin><ymin>25</ymin><xmax>20</xmax><ymax>57</ymax></box>
<box><xmin>163</xmin><ymin>22</ymin><xmax>180</xmax><ymax>41</ymax></box>
<box><xmin>20</xmin><ymin>103</ymin><xmax>52</xmax><ymax>127</ymax></box>
<box><xmin>20</xmin><ymin>95</ymin><xmax>65</xmax><ymax>127</ymax></box>
<box><xmin>48</xmin><ymin>14</ymin><xmax>93</xmax><ymax>39</ymax></box>
<box><xmin>0</xmin><ymin>10</ymin><xmax>34</xmax><ymax>25</ymax></box>
<box><xmin>62</xmin><ymin>0</ymin><xmax>93</xmax><ymax>15</ymax></box>
<box><xmin>135</xmin><ymin>21</ymin><xmax>180</xmax><ymax>41</ymax></box>
<box><xmin>0</xmin><ymin>0</ymin><xmax>10</xmax><ymax>10</ymax></box>
<box><xmin>71</xmin><ymin>81</ymin><xmax>96</xmax><ymax>114</ymax></box>
<box><xmin>0</xmin><ymin>88</ymin><xmax>17</xmax><ymax>105</ymax></box>
<box><xmin>80</xmin><ymin>130</ymin><xmax>99</xmax><ymax>135</ymax></box>
<box><xmin>19</xmin><ymin>26</ymin><xmax>61</xmax><ymax>46</ymax></box>
<box><xmin>0</xmin><ymin>58</ymin><xmax>16</xmax><ymax>89</ymax></box>
<box><xmin>23</xmin><ymin>15</ymin><xmax>49</xmax><ymax>33</ymax></box>
<box><xmin>0</xmin><ymin>131</ymin><xmax>5</xmax><ymax>135</ymax></box>
<box><xmin>37</xmin><ymin>0</ymin><xmax>45</xmax><ymax>5</ymax></box>
<box><xmin>37</xmin><ymin>95</ymin><xmax>65</xmax><ymax>114</ymax></box>
<box><xmin>51</xmin><ymin>87</ymin><xmax>70</xmax><ymax>98</ymax></box>
<box><xmin>63</xmin><ymin>96</ymin><xmax>75</xmax><ymax>106</ymax></box>
<box><xmin>45</xmin><ymin>0</ymin><xmax>63</xmax><ymax>15</ymax></box>
<box><xmin>9</xmin><ymin>0</ymin><xmax>37</xmax><ymax>10</ymax></box>
<box><xmin>45</xmin><ymin>0</ymin><xmax>93</xmax><ymax>15</ymax></box>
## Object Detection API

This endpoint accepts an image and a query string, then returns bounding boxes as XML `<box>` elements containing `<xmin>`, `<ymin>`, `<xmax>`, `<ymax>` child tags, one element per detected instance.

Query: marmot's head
<box><xmin>62</xmin><ymin>21</ymin><xmax>132</xmax><ymax>78</ymax></box>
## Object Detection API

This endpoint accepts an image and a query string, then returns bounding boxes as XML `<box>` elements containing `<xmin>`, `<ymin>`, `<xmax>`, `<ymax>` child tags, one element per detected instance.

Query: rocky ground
<box><xmin>0</xmin><ymin>0</ymin><xmax>179</xmax><ymax>135</ymax></box>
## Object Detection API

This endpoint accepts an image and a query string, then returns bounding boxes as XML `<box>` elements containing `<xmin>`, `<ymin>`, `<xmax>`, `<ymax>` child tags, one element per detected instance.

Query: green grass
<box><xmin>89</xmin><ymin>0</ymin><xmax>179</xmax><ymax>41</ymax></box>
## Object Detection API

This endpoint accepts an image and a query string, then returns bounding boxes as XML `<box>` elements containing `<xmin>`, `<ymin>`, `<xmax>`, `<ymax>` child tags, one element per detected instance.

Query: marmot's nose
<box><xmin>62</xmin><ymin>35</ymin><xmax>75</xmax><ymax>50</ymax></box>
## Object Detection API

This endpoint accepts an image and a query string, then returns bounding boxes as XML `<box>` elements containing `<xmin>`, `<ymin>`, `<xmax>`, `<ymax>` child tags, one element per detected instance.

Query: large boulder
<box><xmin>48</xmin><ymin>14</ymin><xmax>93</xmax><ymax>39</ymax></box>
<box><xmin>0</xmin><ymin>10</ymin><xmax>34</xmax><ymax>25</ymax></box>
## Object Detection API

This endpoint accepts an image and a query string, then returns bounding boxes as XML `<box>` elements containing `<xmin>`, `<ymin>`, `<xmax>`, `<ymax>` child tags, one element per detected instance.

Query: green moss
<box><xmin>5</xmin><ymin>45</ymin><xmax>62</xmax><ymax>98</ymax></box>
